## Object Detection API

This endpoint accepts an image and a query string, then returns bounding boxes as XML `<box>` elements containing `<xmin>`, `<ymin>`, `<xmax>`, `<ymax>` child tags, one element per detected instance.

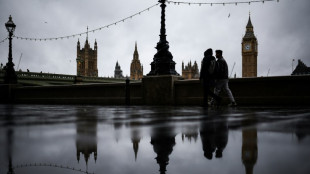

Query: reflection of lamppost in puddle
<box><xmin>151</xmin><ymin>127</ymin><xmax>176</xmax><ymax>174</ymax></box>
<box><xmin>7</xmin><ymin>129</ymin><xmax>15</xmax><ymax>174</ymax></box>
<box><xmin>5</xmin><ymin>105</ymin><xmax>15</xmax><ymax>174</ymax></box>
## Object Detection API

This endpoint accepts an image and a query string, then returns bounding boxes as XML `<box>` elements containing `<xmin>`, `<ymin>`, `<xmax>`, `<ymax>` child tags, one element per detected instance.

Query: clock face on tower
<box><xmin>245</xmin><ymin>43</ymin><xmax>251</xmax><ymax>51</ymax></box>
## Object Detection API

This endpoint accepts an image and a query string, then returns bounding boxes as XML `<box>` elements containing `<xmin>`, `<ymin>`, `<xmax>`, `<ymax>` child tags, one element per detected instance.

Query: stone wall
<box><xmin>9</xmin><ymin>82</ymin><xmax>143</xmax><ymax>105</ymax></box>
<box><xmin>175</xmin><ymin>75</ymin><xmax>310</xmax><ymax>106</ymax></box>
<box><xmin>1</xmin><ymin>75</ymin><xmax>309</xmax><ymax>106</ymax></box>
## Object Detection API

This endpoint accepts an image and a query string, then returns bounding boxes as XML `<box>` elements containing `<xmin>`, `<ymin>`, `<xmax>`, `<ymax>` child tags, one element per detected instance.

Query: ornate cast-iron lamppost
<box><xmin>147</xmin><ymin>0</ymin><xmax>178</xmax><ymax>76</ymax></box>
<box><xmin>4</xmin><ymin>15</ymin><xmax>17</xmax><ymax>84</ymax></box>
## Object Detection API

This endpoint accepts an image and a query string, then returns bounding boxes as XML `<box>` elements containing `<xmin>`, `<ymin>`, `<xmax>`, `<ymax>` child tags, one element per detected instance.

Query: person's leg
<box><xmin>223</xmin><ymin>79</ymin><xmax>236</xmax><ymax>104</ymax></box>
<box><xmin>208</xmin><ymin>80</ymin><xmax>222</xmax><ymax>105</ymax></box>
<box><xmin>214</xmin><ymin>79</ymin><xmax>226</xmax><ymax>96</ymax></box>
<box><xmin>214</xmin><ymin>83</ymin><xmax>221</xmax><ymax>96</ymax></box>
<box><xmin>203</xmin><ymin>86</ymin><xmax>209</xmax><ymax>107</ymax></box>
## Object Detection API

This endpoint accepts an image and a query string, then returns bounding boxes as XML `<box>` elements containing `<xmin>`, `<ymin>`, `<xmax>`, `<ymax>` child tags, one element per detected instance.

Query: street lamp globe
<box><xmin>5</xmin><ymin>15</ymin><xmax>16</xmax><ymax>34</ymax></box>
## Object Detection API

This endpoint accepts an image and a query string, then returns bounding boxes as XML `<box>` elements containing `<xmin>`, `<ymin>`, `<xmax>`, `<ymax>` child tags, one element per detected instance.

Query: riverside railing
<box><xmin>0</xmin><ymin>70</ymin><xmax>130</xmax><ymax>83</ymax></box>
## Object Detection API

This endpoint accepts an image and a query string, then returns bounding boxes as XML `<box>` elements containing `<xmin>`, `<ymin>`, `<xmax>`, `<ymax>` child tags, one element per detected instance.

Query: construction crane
<box><xmin>267</xmin><ymin>68</ymin><xmax>270</xmax><ymax>77</ymax></box>
<box><xmin>229</xmin><ymin>62</ymin><xmax>236</xmax><ymax>78</ymax></box>
<box><xmin>17</xmin><ymin>53</ymin><xmax>22</xmax><ymax>70</ymax></box>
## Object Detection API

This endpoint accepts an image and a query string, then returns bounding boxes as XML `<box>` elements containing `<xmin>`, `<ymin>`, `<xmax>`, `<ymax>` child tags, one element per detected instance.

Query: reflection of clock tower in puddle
<box><xmin>242</xmin><ymin>14</ymin><xmax>258</xmax><ymax>77</ymax></box>
<box><xmin>242</xmin><ymin>128</ymin><xmax>257</xmax><ymax>174</ymax></box>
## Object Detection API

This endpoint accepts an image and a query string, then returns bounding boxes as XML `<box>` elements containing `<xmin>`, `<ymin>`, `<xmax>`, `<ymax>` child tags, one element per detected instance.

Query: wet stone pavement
<box><xmin>0</xmin><ymin>104</ymin><xmax>310</xmax><ymax>174</ymax></box>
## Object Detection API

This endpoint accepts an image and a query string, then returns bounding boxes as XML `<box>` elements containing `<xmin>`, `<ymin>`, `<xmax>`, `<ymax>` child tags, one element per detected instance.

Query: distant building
<box><xmin>242</xmin><ymin>15</ymin><xmax>258</xmax><ymax>77</ymax></box>
<box><xmin>114</xmin><ymin>61</ymin><xmax>124</xmax><ymax>78</ymax></box>
<box><xmin>182</xmin><ymin>61</ymin><xmax>199</xmax><ymax>79</ymax></box>
<box><xmin>292</xmin><ymin>59</ymin><xmax>310</xmax><ymax>75</ymax></box>
<box><xmin>130</xmin><ymin>42</ymin><xmax>143</xmax><ymax>80</ymax></box>
<box><xmin>76</xmin><ymin>33</ymin><xmax>98</xmax><ymax>77</ymax></box>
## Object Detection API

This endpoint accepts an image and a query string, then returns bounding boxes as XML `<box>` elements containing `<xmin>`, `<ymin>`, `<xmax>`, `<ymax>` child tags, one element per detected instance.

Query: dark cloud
<box><xmin>0</xmin><ymin>0</ymin><xmax>309</xmax><ymax>77</ymax></box>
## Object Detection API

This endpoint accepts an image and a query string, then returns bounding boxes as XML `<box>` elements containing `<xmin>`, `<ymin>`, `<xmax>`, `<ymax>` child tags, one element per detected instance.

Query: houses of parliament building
<box><xmin>76</xmin><ymin>38</ymin><xmax>143</xmax><ymax>80</ymax></box>
<box><xmin>76</xmin><ymin>34</ymin><xmax>98</xmax><ymax>77</ymax></box>
<box><xmin>130</xmin><ymin>42</ymin><xmax>143</xmax><ymax>80</ymax></box>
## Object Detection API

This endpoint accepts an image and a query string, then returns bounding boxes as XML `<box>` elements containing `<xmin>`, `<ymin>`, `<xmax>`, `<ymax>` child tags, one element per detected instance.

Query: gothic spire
<box><xmin>133</xmin><ymin>41</ymin><xmax>139</xmax><ymax>60</ymax></box>
<box><xmin>94</xmin><ymin>39</ymin><xmax>97</xmax><ymax>50</ymax></box>
<box><xmin>135</xmin><ymin>41</ymin><xmax>137</xmax><ymax>51</ymax></box>
<box><xmin>246</xmin><ymin>15</ymin><xmax>253</xmax><ymax>29</ymax></box>
<box><xmin>85</xmin><ymin>26</ymin><xmax>89</xmax><ymax>46</ymax></box>
<box><xmin>244</xmin><ymin>14</ymin><xmax>256</xmax><ymax>39</ymax></box>
<box><xmin>86</xmin><ymin>26</ymin><xmax>89</xmax><ymax>41</ymax></box>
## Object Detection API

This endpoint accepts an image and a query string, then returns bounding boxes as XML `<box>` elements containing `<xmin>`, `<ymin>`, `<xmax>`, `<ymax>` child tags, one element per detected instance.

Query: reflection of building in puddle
<box><xmin>295</xmin><ymin>118</ymin><xmax>310</xmax><ymax>141</ymax></box>
<box><xmin>113</xmin><ymin>122</ymin><xmax>123</xmax><ymax>143</ymax></box>
<box><xmin>131</xmin><ymin>128</ymin><xmax>141</xmax><ymax>161</ymax></box>
<box><xmin>113</xmin><ymin>119</ymin><xmax>142</xmax><ymax>161</ymax></box>
<box><xmin>76</xmin><ymin>108</ymin><xmax>98</xmax><ymax>166</ymax></box>
<box><xmin>242</xmin><ymin>128</ymin><xmax>257</xmax><ymax>174</ymax></box>
<box><xmin>181</xmin><ymin>125</ymin><xmax>199</xmax><ymax>143</ymax></box>
<box><xmin>200</xmin><ymin>118</ymin><xmax>228</xmax><ymax>160</ymax></box>
<box><xmin>151</xmin><ymin>126</ymin><xmax>176</xmax><ymax>174</ymax></box>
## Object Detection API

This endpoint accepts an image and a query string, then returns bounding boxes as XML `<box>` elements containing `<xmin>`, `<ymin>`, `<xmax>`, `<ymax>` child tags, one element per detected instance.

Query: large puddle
<box><xmin>1</xmin><ymin>105</ymin><xmax>310</xmax><ymax>174</ymax></box>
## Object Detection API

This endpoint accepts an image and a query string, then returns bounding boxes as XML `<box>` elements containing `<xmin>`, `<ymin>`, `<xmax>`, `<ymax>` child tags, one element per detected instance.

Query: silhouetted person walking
<box><xmin>214</xmin><ymin>50</ymin><xmax>237</xmax><ymax>106</ymax></box>
<box><xmin>200</xmin><ymin>48</ymin><xmax>221</xmax><ymax>107</ymax></box>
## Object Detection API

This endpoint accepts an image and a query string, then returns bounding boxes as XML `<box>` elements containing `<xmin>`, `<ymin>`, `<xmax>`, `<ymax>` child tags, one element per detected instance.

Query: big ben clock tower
<box><xmin>242</xmin><ymin>15</ymin><xmax>258</xmax><ymax>77</ymax></box>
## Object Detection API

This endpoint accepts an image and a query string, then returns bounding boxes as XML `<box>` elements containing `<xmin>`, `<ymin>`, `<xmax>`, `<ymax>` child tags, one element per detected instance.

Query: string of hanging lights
<box><xmin>11</xmin><ymin>0</ymin><xmax>279</xmax><ymax>42</ymax></box>
<box><xmin>0</xmin><ymin>37</ymin><xmax>8</xmax><ymax>44</ymax></box>
<box><xmin>13</xmin><ymin>3</ymin><xmax>160</xmax><ymax>42</ymax></box>
<box><xmin>167</xmin><ymin>0</ymin><xmax>279</xmax><ymax>6</ymax></box>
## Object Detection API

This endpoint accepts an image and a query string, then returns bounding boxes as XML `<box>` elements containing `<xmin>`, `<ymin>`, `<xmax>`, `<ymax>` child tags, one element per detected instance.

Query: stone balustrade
<box><xmin>0</xmin><ymin>70</ymin><xmax>129</xmax><ymax>85</ymax></box>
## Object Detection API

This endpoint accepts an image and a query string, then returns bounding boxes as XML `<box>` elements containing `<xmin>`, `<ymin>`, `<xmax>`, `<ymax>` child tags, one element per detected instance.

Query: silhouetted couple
<box><xmin>200</xmin><ymin>48</ymin><xmax>237</xmax><ymax>107</ymax></box>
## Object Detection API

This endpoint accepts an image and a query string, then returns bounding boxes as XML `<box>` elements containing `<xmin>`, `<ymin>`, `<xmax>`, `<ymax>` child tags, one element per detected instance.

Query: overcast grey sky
<box><xmin>0</xmin><ymin>0</ymin><xmax>309</xmax><ymax>77</ymax></box>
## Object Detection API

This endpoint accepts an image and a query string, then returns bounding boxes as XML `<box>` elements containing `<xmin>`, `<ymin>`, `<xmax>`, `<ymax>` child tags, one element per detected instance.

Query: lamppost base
<box><xmin>147</xmin><ymin>60</ymin><xmax>179</xmax><ymax>76</ymax></box>
<box><xmin>3</xmin><ymin>66</ymin><xmax>17</xmax><ymax>84</ymax></box>
<box><xmin>147</xmin><ymin>44</ymin><xmax>179</xmax><ymax>76</ymax></box>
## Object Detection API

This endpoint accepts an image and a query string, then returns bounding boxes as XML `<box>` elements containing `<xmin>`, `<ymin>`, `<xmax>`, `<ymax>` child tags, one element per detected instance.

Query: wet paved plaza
<box><xmin>1</xmin><ymin>104</ymin><xmax>310</xmax><ymax>174</ymax></box>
